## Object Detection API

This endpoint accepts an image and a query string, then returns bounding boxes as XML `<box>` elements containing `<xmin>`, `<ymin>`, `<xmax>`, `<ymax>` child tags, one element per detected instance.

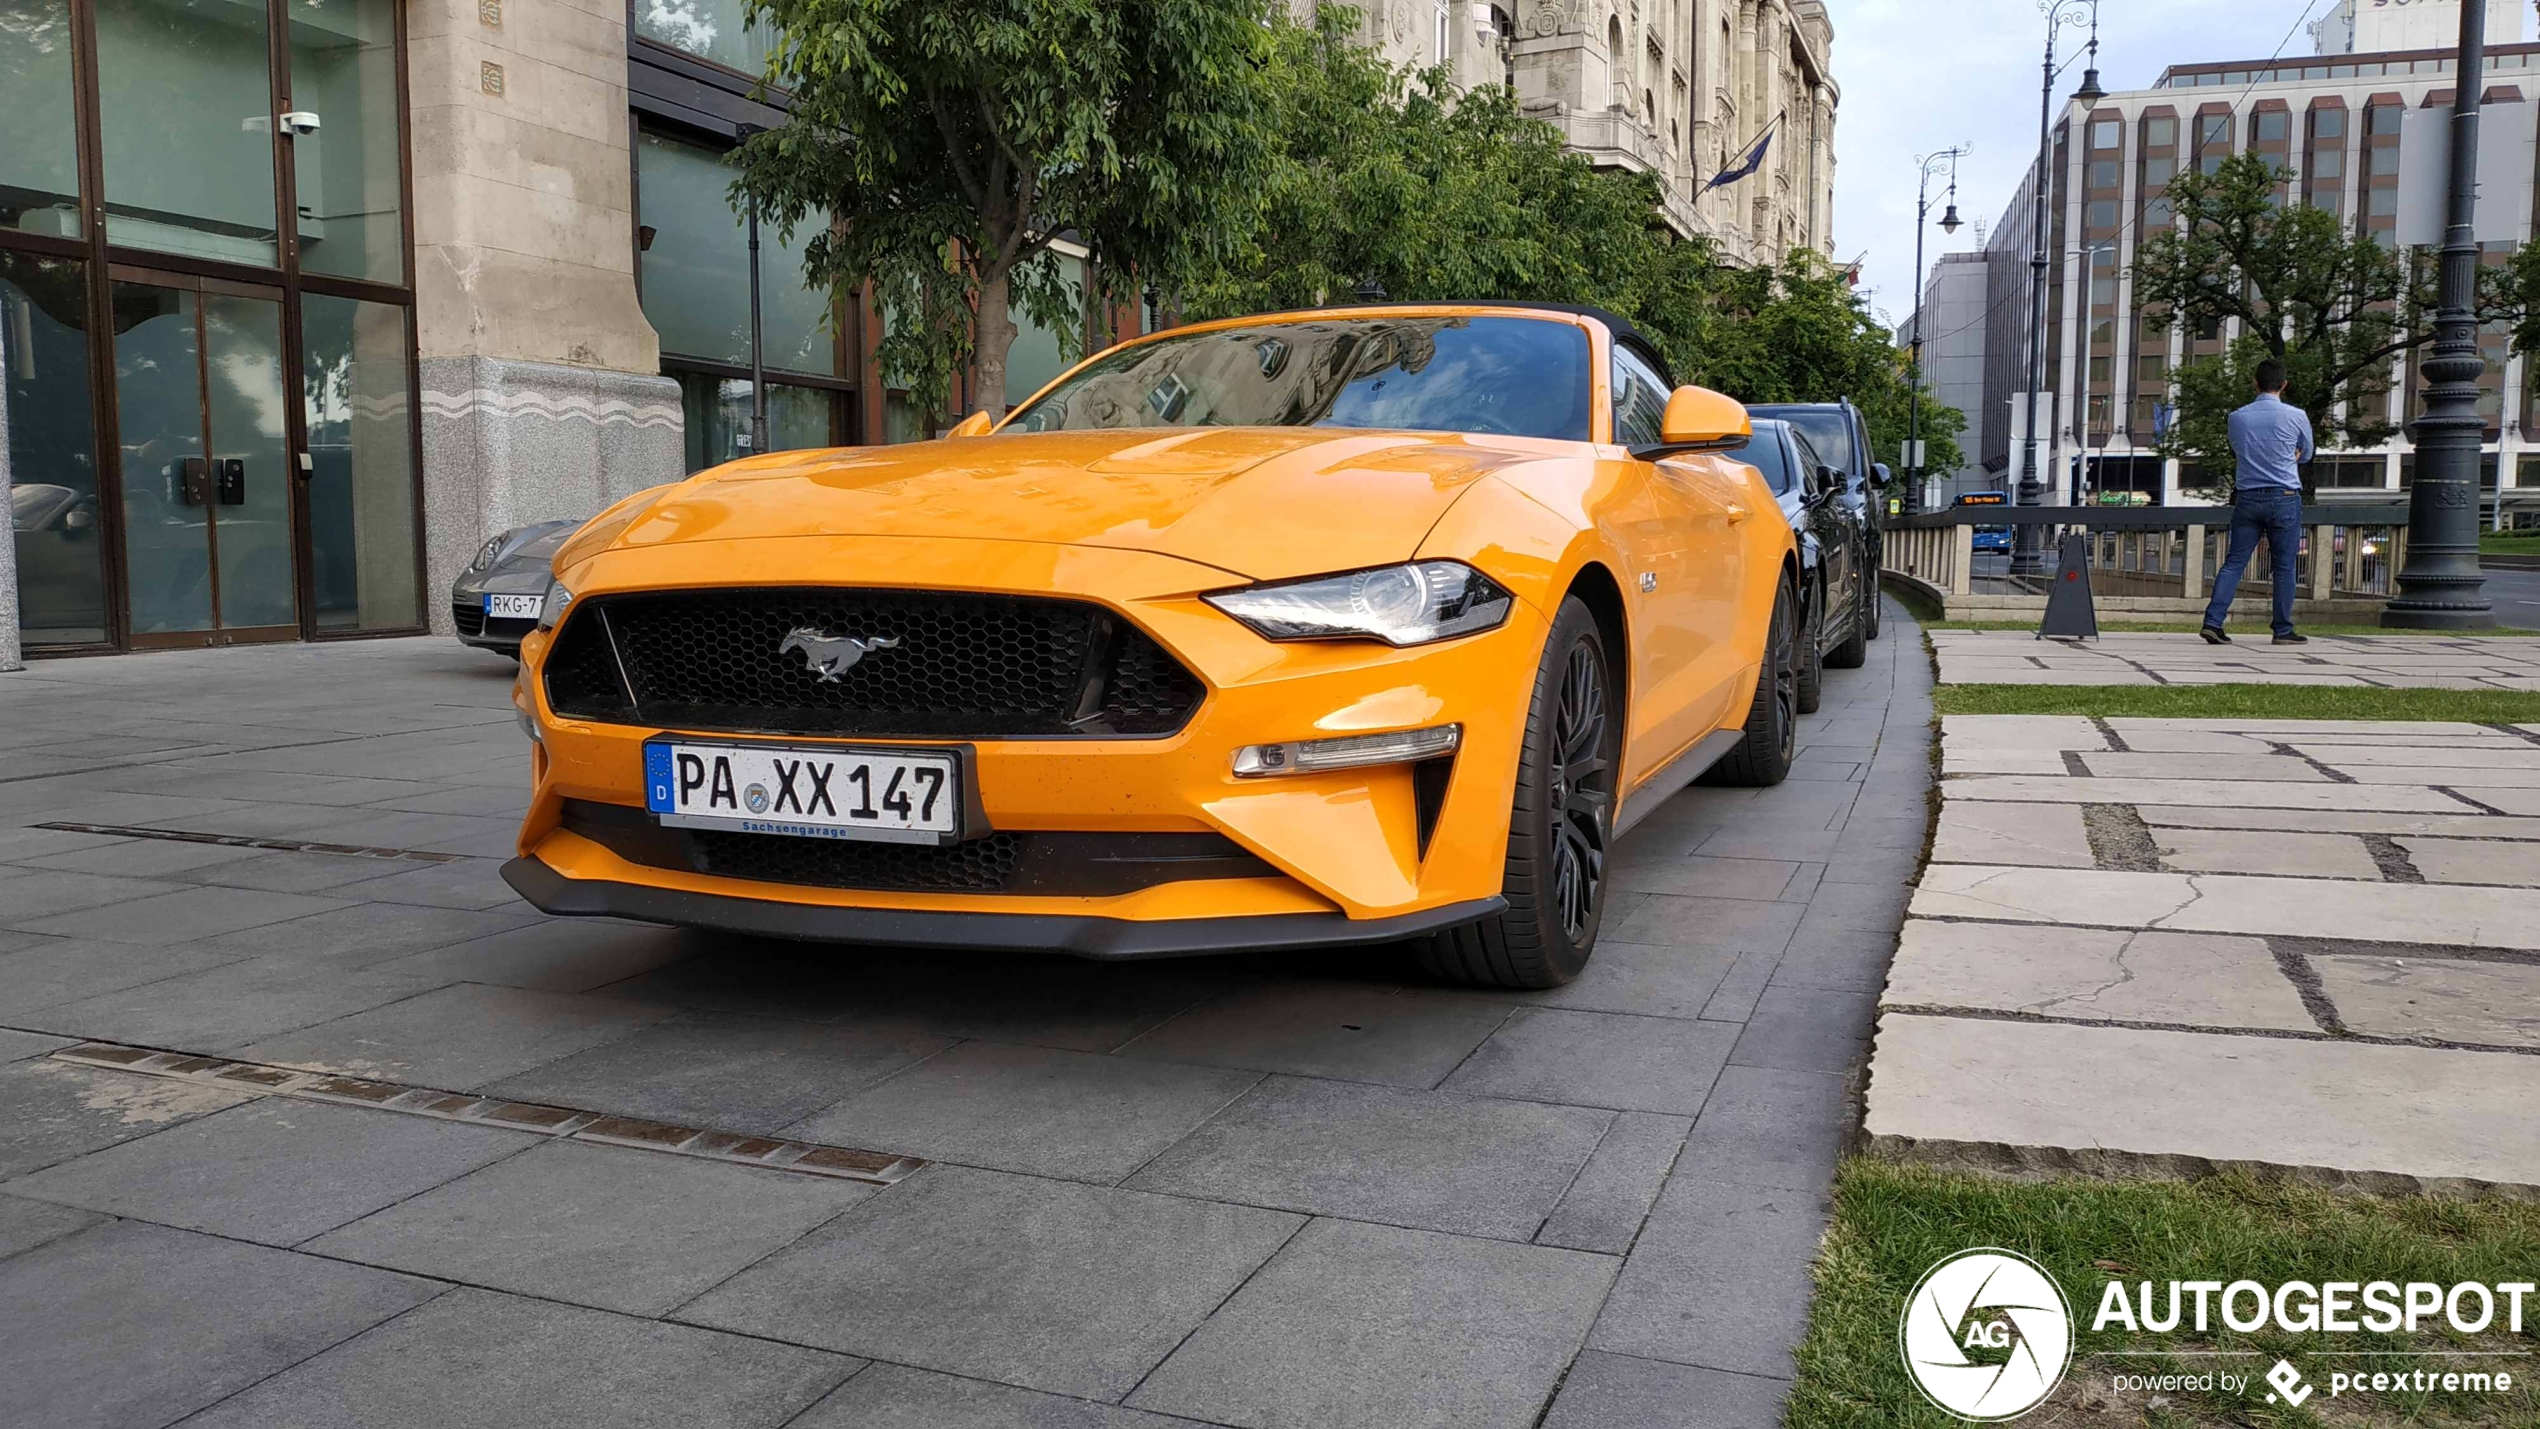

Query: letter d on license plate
<box><xmin>643</xmin><ymin>739</ymin><xmax>962</xmax><ymax>845</ymax></box>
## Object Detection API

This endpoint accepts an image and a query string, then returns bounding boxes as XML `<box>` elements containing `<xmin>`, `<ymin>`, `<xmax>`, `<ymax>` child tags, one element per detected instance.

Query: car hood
<box><xmin>588</xmin><ymin>428</ymin><xmax>1556</xmax><ymax>582</ymax></box>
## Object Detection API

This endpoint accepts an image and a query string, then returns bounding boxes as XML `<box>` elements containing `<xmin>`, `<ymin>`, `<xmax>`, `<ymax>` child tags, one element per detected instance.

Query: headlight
<box><xmin>536</xmin><ymin>577</ymin><xmax>574</xmax><ymax>630</ymax></box>
<box><xmin>1203</xmin><ymin>561</ymin><xmax>1514</xmax><ymax>647</ymax></box>
<box><xmin>467</xmin><ymin>534</ymin><xmax>507</xmax><ymax>572</ymax></box>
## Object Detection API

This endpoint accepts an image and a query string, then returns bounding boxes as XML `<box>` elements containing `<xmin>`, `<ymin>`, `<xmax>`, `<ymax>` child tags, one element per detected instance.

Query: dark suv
<box><xmin>1747</xmin><ymin>399</ymin><xmax>1890</xmax><ymax>645</ymax></box>
<box><xmin>1724</xmin><ymin>420</ymin><xmax>1871</xmax><ymax>712</ymax></box>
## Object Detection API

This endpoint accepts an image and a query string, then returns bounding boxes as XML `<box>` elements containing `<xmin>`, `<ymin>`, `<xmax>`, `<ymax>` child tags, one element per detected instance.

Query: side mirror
<box><xmin>1816</xmin><ymin>464</ymin><xmax>1844</xmax><ymax>492</ymax></box>
<box><xmin>62</xmin><ymin>507</ymin><xmax>96</xmax><ymax>534</ymax></box>
<box><xmin>945</xmin><ymin>411</ymin><xmax>995</xmax><ymax>439</ymax></box>
<box><xmin>1639</xmin><ymin>385</ymin><xmax>1750</xmax><ymax>457</ymax></box>
<box><xmin>1871</xmin><ymin>462</ymin><xmax>1894</xmax><ymax>488</ymax></box>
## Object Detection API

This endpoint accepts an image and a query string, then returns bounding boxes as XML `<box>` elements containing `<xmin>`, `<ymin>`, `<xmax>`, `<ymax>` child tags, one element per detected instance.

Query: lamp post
<box><xmin>1906</xmin><ymin>144</ymin><xmax>1971</xmax><ymax>516</ymax></box>
<box><xmin>735</xmin><ymin>122</ymin><xmax>769</xmax><ymax>458</ymax></box>
<box><xmin>2384</xmin><ymin>0</ymin><xmax>2496</xmax><ymax>628</ymax></box>
<box><xmin>2017</xmin><ymin>0</ymin><xmax>2103</xmax><ymax>577</ymax></box>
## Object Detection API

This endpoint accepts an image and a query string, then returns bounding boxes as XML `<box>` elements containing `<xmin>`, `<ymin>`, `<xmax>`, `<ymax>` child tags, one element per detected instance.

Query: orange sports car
<box><xmin>503</xmin><ymin>304</ymin><xmax>1801</xmax><ymax>988</ymax></box>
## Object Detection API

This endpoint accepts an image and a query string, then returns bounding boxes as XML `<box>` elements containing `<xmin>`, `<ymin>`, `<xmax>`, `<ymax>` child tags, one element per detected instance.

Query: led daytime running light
<box><xmin>1233</xmin><ymin>724</ymin><xmax>1461</xmax><ymax>777</ymax></box>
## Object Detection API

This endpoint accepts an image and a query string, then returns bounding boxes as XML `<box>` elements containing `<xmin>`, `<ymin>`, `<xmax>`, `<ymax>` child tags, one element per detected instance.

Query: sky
<box><xmin>1828</xmin><ymin>0</ymin><xmax>2334</xmax><ymax>330</ymax></box>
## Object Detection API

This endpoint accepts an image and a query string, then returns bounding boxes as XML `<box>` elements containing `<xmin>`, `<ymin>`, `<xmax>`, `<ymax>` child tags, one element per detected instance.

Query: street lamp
<box><xmin>2384</xmin><ymin>0</ymin><xmax>2497</xmax><ymax>627</ymax></box>
<box><xmin>1905</xmin><ymin>143</ymin><xmax>1971</xmax><ymax>515</ymax></box>
<box><xmin>2017</xmin><ymin>0</ymin><xmax>2102</xmax><ymax>577</ymax></box>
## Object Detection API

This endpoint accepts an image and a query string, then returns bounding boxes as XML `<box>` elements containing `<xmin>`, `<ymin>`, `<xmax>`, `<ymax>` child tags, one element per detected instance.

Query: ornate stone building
<box><xmin>1313</xmin><ymin>0</ymin><xmax>1841</xmax><ymax>264</ymax></box>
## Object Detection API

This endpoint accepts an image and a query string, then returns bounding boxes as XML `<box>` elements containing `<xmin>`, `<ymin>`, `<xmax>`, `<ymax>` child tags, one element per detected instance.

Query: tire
<box><xmin>1795</xmin><ymin>584</ymin><xmax>1825</xmax><ymax>714</ymax></box>
<box><xmin>1863</xmin><ymin>538</ymin><xmax>1884</xmax><ymax>641</ymax></box>
<box><xmin>1417</xmin><ymin>597</ymin><xmax>1619</xmax><ymax>991</ymax></box>
<box><xmin>1824</xmin><ymin>579</ymin><xmax>1868</xmax><ymax>669</ymax></box>
<box><xmin>1707</xmin><ymin>580</ymin><xmax>1797</xmax><ymax>788</ymax></box>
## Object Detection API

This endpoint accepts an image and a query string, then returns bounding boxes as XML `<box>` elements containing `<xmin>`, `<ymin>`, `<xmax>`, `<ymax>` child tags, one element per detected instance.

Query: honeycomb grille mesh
<box><xmin>691</xmin><ymin>829</ymin><xmax>1029</xmax><ymax>893</ymax></box>
<box><xmin>543</xmin><ymin>589</ymin><xmax>1204</xmax><ymax>738</ymax></box>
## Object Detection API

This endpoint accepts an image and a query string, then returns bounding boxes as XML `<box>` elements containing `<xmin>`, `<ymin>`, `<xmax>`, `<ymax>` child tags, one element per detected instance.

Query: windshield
<box><xmin>1004</xmin><ymin>315</ymin><xmax>1593</xmax><ymax>441</ymax></box>
<box><xmin>1752</xmin><ymin>407</ymin><xmax>1856</xmax><ymax>472</ymax></box>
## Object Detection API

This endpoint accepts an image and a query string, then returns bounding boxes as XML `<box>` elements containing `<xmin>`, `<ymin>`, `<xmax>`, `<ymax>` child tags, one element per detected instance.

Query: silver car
<box><xmin>449</xmin><ymin>520</ymin><xmax>578</xmax><ymax>657</ymax></box>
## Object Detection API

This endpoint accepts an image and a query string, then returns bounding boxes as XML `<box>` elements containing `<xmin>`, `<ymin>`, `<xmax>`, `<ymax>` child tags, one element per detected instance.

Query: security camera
<box><xmin>279</xmin><ymin>111</ymin><xmax>322</xmax><ymax>136</ymax></box>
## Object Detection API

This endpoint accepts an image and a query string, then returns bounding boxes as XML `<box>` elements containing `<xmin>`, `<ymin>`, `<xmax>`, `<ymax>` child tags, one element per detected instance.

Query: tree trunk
<box><xmin>1082</xmin><ymin>252</ymin><xmax>1107</xmax><ymax>358</ymax></box>
<box><xmin>975</xmin><ymin>264</ymin><xmax>1018</xmax><ymax>420</ymax></box>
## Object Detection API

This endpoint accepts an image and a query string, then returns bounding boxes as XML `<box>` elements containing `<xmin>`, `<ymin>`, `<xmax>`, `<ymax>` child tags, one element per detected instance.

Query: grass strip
<box><xmin>1789</xmin><ymin>1160</ymin><xmax>2540</xmax><ymax>1428</ymax></box>
<box><xmin>1934</xmin><ymin>683</ymin><xmax>2540</xmax><ymax>723</ymax></box>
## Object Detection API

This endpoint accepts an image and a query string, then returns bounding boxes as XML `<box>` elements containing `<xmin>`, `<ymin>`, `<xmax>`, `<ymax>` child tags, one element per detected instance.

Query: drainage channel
<box><xmin>49</xmin><ymin>1041</ymin><xmax>923</xmax><ymax>1187</ymax></box>
<box><xmin>34</xmin><ymin>821</ymin><xmax>472</xmax><ymax>866</ymax></box>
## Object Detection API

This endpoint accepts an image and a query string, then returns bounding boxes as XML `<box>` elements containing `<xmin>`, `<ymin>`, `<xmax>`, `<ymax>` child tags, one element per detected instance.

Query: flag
<box><xmin>1705</xmin><ymin>127</ymin><xmax>1775</xmax><ymax>193</ymax></box>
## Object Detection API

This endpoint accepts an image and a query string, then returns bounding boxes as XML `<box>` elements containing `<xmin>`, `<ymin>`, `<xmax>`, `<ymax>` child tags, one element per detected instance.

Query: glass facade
<box><xmin>302</xmin><ymin>294</ymin><xmax>419</xmax><ymax>630</ymax></box>
<box><xmin>4</xmin><ymin>252</ymin><xmax>105</xmax><ymax>645</ymax></box>
<box><xmin>96</xmin><ymin>0</ymin><xmax>283</xmax><ymax>268</ymax></box>
<box><xmin>638</xmin><ymin>131</ymin><xmax>835</xmax><ymax>376</ymax></box>
<box><xmin>5</xmin><ymin>0</ymin><xmax>423</xmax><ymax>652</ymax></box>
<box><xmin>0</xmin><ymin>0</ymin><xmax>83</xmax><ymax>239</ymax></box>
<box><xmin>632</xmin><ymin>0</ymin><xmax>771</xmax><ymax>77</ymax></box>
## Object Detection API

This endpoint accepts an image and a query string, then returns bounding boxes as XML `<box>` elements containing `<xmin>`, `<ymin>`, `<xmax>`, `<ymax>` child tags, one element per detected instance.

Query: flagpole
<box><xmin>1697</xmin><ymin>108</ymin><xmax>1787</xmax><ymax>200</ymax></box>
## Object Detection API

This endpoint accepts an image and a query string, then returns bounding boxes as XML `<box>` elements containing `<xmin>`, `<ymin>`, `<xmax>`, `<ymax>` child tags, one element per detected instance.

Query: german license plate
<box><xmin>643</xmin><ymin>740</ymin><xmax>961</xmax><ymax>844</ymax></box>
<box><xmin>483</xmin><ymin>593</ymin><xmax>543</xmax><ymax>620</ymax></box>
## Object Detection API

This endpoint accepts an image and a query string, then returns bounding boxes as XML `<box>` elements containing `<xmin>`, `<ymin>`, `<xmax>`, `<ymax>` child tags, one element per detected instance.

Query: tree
<box><xmin>1635</xmin><ymin>244</ymin><xmax>1966</xmax><ymax>475</ymax></box>
<box><xmin>1184</xmin><ymin>6</ymin><xmax>1661</xmax><ymax>319</ymax></box>
<box><xmin>2133</xmin><ymin>151</ymin><xmax>2518</xmax><ymax>491</ymax></box>
<box><xmin>733</xmin><ymin>0</ymin><xmax>1275</xmax><ymax>426</ymax></box>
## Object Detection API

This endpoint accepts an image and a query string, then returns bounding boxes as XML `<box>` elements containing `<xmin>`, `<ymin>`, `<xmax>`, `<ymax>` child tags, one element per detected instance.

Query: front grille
<box><xmin>452</xmin><ymin>602</ymin><xmax>485</xmax><ymax>637</ymax></box>
<box><xmin>454</xmin><ymin>603</ymin><xmax>534</xmax><ymax>642</ymax></box>
<box><xmin>560</xmin><ymin>800</ymin><xmax>1272</xmax><ymax>896</ymax></box>
<box><xmin>544</xmin><ymin>588</ymin><xmax>1205</xmax><ymax>739</ymax></box>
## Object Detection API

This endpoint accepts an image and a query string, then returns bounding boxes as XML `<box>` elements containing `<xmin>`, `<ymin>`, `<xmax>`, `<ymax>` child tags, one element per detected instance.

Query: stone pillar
<box><xmin>406</xmin><ymin>0</ymin><xmax>681</xmax><ymax>634</ymax></box>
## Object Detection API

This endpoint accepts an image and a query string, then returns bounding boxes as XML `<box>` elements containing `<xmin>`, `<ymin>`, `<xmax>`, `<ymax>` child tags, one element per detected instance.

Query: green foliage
<box><xmin>733</xmin><ymin>0</ymin><xmax>1277</xmax><ymax>424</ymax></box>
<box><xmin>2134</xmin><ymin>152</ymin><xmax>2519</xmax><ymax>495</ymax></box>
<box><xmin>1186</xmin><ymin>7</ymin><xmax>1947</xmax><ymax>467</ymax></box>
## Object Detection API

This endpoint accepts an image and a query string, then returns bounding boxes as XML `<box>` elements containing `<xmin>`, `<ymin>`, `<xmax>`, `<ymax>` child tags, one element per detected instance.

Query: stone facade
<box><xmin>1310</xmin><ymin>0</ymin><xmax>1840</xmax><ymax>263</ymax></box>
<box><xmin>406</xmin><ymin>0</ymin><xmax>681</xmax><ymax>634</ymax></box>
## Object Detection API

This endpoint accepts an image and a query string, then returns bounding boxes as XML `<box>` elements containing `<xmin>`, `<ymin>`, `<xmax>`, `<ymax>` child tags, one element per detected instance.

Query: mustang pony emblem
<box><xmin>778</xmin><ymin>628</ymin><xmax>901</xmax><ymax>682</ymax></box>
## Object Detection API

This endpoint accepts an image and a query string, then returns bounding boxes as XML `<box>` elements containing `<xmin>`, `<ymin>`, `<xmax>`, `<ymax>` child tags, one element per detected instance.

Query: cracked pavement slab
<box><xmin>1881</xmin><ymin>920</ymin><xmax>2318</xmax><ymax>1033</ymax></box>
<box><xmin>1912</xmin><ymin>864</ymin><xmax>2540</xmax><ymax>949</ymax></box>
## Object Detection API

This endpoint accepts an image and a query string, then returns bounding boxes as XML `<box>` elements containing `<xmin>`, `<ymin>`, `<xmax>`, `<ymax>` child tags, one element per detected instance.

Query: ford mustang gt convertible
<box><xmin>502</xmin><ymin>304</ymin><xmax>1801</xmax><ymax>988</ymax></box>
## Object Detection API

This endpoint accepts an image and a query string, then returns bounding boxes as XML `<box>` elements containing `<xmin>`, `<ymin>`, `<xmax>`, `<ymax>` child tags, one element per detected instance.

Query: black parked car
<box><xmin>1725</xmin><ymin>419</ymin><xmax>1871</xmax><ymax>713</ymax></box>
<box><xmin>1748</xmin><ymin>399</ymin><xmax>1889</xmax><ymax>645</ymax></box>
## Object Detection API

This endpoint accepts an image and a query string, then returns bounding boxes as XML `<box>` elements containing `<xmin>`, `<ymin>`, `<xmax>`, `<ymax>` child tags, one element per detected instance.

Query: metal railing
<box><xmin>1882</xmin><ymin>502</ymin><xmax>2416</xmax><ymax>605</ymax></box>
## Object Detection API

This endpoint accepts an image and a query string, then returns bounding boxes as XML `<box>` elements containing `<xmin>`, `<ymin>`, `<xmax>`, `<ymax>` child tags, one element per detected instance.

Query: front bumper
<box><xmin>513</xmin><ymin>536</ymin><xmax>1550</xmax><ymax>939</ymax></box>
<box><xmin>502</xmin><ymin>855</ymin><xmax>1502</xmax><ymax>959</ymax></box>
<box><xmin>450</xmin><ymin>572</ymin><xmax>548</xmax><ymax>651</ymax></box>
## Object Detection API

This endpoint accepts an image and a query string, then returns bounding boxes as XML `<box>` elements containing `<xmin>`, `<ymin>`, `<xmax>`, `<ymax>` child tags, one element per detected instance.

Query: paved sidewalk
<box><xmin>1868</xmin><ymin>713</ymin><xmax>2540</xmax><ymax>1193</ymax></box>
<box><xmin>1931</xmin><ymin>628</ymin><xmax>2540</xmax><ymax>690</ymax></box>
<box><xmin>0</xmin><ymin>606</ymin><xmax>1931</xmax><ymax>1429</ymax></box>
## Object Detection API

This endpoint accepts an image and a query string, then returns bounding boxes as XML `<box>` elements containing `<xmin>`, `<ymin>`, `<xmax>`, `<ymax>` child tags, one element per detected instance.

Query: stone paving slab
<box><xmin>1876</xmin><ymin>707</ymin><xmax>2540</xmax><ymax>1192</ymax></box>
<box><xmin>1882</xmin><ymin>921</ymin><xmax>2317</xmax><ymax>1032</ymax></box>
<box><xmin>1931</xmin><ymin>630</ymin><xmax>2540</xmax><ymax>691</ymax></box>
<box><xmin>1867</xmin><ymin>1013</ymin><xmax>2540</xmax><ymax>1191</ymax></box>
<box><xmin>0</xmin><ymin>608</ymin><xmax>1937</xmax><ymax>1428</ymax></box>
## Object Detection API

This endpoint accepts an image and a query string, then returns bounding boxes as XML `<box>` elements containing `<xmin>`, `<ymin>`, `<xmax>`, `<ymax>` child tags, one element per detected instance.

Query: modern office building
<box><xmin>1970</xmin><ymin>0</ymin><xmax>2540</xmax><ymax>509</ymax></box>
<box><xmin>1323</xmin><ymin>0</ymin><xmax>1841</xmax><ymax>261</ymax></box>
<box><xmin>1897</xmin><ymin>250</ymin><xmax>1992</xmax><ymax>508</ymax></box>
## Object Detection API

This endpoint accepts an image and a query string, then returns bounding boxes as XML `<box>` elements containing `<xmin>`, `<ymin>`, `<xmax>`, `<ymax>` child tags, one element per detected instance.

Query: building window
<box><xmin>2313</xmin><ymin>108</ymin><xmax>2346</xmax><ymax>139</ymax></box>
<box><xmin>2255</xmin><ymin>110</ymin><xmax>2289</xmax><ymax>142</ymax></box>
<box><xmin>2145</xmin><ymin>117</ymin><xmax>2177</xmax><ymax>147</ymax></box>
<box><xmin>634</xmin><ymin>0</ymin><xmax>772</xmax><ymax>77</ymax></box>
<box><xmin>2086</xmin><ymin>200</ymin><xmax>2118</xmax><ymax>229</ymax></box>
<box><xmin>2310</xmin><ymin>148</ymin><xmax>2344</xmax><ymax>179</ymax></box>
<box><xmin>3</xmin><ymin>251</ymin><xmax>105</xmax><ymax>646</ymax></box>
<box><xmin>2089</xmin><ymin>160</ymin><xmax>2119</xmax><ymax>188</ymax></box>
<box><xmin>0</xmin><ymin>0</ymin><xmax>83</xmax><ymax>239</ymax></box>
<box><xmin>637</xmin><ymin>130</ymin><xmax>838</xmax><ymax>378</ymax></box>
<box><xmin>2091</xmin><ymin>120</ymin><xmax>2120</xmax><ymax>149</ymax></box>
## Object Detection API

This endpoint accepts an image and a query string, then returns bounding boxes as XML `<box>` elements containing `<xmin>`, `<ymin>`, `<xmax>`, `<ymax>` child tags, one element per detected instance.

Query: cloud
<box><xmin>1832</xmin><ymin>0</ymin><xmax>2322</xmax><ymax>325</ymax></box>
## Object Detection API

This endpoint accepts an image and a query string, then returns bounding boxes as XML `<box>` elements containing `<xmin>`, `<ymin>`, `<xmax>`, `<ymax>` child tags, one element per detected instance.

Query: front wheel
<box><xmin>1706</xmin><ymin>580</ymin><xmax>1796</xmax><ymax>788</ymax></box>
<box><xmin>1418</xmin><ymin>597</ymin><xmax>1618</xmax><ymax>990</ymax></box>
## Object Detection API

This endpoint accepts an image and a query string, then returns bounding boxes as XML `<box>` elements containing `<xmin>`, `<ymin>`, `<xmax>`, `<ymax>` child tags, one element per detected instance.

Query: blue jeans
<box><xmin>2202</xmin><ymin>486</ymin><xmax>2302</xmax><ymax>636</ymax></box>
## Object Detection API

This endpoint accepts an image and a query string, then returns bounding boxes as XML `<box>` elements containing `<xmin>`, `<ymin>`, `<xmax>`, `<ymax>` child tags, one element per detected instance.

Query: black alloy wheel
<box><xmin>1708</xmin><ymin>579</ymin><xmax>1796</xmax><ymax>787</ymax></box>
<box><xmin>1547</xmin><ymin>636</ymin><xmax>1615</xmax><ymax>943</ymax></box>
<box><xmin>1795</xmin><ymin>583</ymin><xmax>1826</xmax><ymax>713</ymax></box>
<box><xmin>1419</xmin><ymin>597</ymin><xmax>1618</xmax><ymax>990</ymax></box>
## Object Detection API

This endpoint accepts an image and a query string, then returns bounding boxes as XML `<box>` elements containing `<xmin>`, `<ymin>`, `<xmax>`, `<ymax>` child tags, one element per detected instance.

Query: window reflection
<box><xmin>95</xmin><ymin>0</ymin><xmax>281</xmax><ymax>267</ymax></box>
<box><xmin>0</xmin><ymin>0</ymin><xmax>83</xmax><ymax>238</ymax></box>
<box><xmin>4</xmin><ymin>252</ymin><xmax>106</xmax><ymax>645</ymax></box>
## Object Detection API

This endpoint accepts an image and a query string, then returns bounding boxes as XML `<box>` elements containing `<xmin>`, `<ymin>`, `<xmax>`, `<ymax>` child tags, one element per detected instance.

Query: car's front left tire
<box><xmin>1418</xmin><ymin>596</ymin><xmax>1617</xmax><ymax>991</ymax></box>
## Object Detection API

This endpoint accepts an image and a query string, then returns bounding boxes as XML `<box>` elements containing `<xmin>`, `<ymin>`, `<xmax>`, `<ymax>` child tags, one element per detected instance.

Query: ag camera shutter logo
<box><xmin>1900</xmin><ymin>1248</ymin><xmax>2075</xmax><ymax>1421</ymax></box>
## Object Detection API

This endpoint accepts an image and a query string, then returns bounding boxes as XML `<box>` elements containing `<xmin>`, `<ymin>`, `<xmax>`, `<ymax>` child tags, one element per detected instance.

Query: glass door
<box><xmin>109</xmin><ymin>276</ymin><xmax>297</xmax><ymax>643</ymax></box>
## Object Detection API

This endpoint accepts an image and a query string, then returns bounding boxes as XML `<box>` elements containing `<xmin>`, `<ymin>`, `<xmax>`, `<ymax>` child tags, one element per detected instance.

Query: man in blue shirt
<box><xmin>2201</xmin><ymin>360</ymin><xmax>2314</xmax><ymax>645</ymax></box>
